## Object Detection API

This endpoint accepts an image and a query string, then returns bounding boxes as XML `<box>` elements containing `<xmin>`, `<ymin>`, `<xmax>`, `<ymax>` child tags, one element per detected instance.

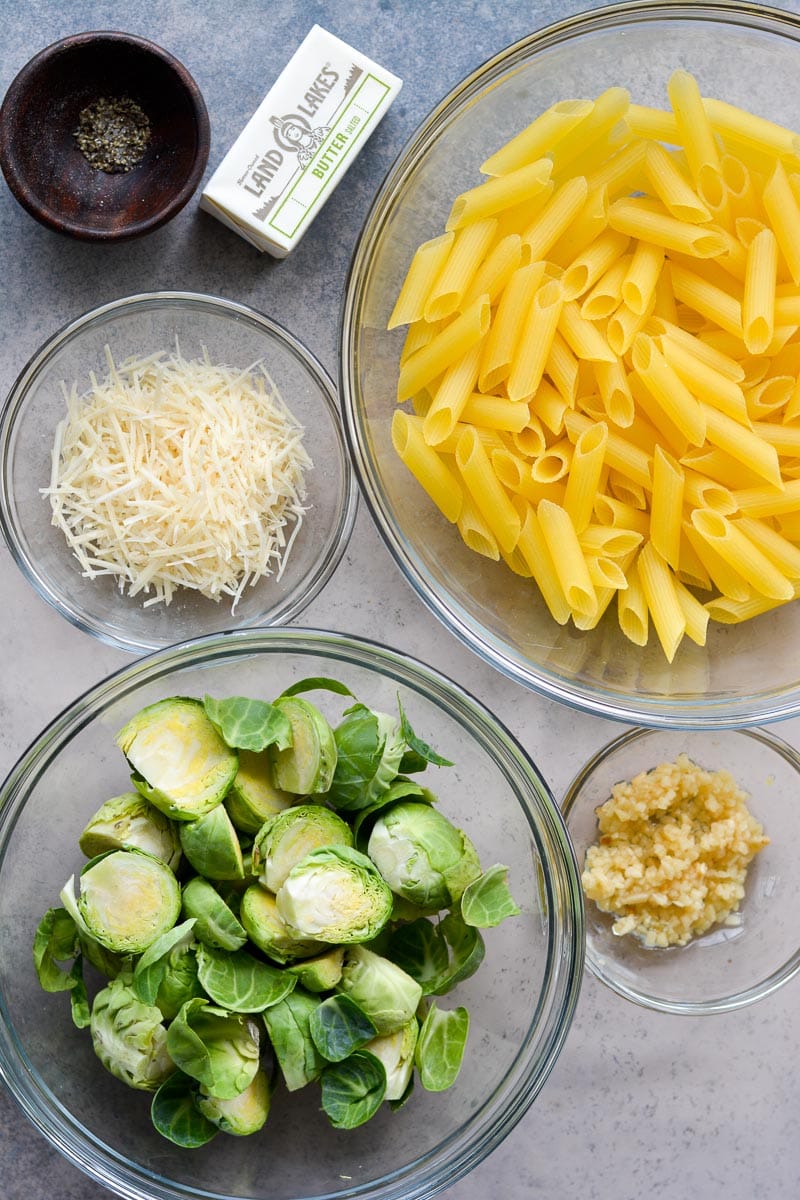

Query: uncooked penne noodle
<box><xmin>669</xmin><ymin>262</ymin><xmax>743</xmax><ymax>337</ymax></box>
<box><xmin>481</xmin><ymin>99</ymin><xmax>594</xmax><ymax>176</ymax></box>
<box><xmin>668</xmin><ymin>69</ymin><xmax>721</xmax><ymax>192</ymax></box>
<box><xmin>677</xmin><ymin>529</ymin><xmax>713</xmax><ymax>592</ymax></box>
<box><xmin>586</xmin><ymin>555</ymin><xmax>628</xmax><ymax>590</ymax></box>
<box><xmin>627</xmin><ymin>368</ymin><xmax>688</xmax><ymax>458</ymax></box>
<box><xmin>478</xmin><ymin>261</ymin><xmax>545</xmax><ymax>392</ymax></box>
<box><xmin>564</xmin><ymin>421</ymin><xmax>608</xmax><ymax>533</ymax></box>
<box><xmin>594</xmin><ymin>494</ymin><xmax>650</xmax><ymax>536</ymax></box>
<box><xmin>558</xmin><ymin>299</ymin><xmax>616</xmax><ymax>362</ymax></box>
<box><xmin>545</xmin><ymin>329</ymin><xmax>580</xmax><ymax>405</ymax></box>
<box><xmin>733</xmin><ymin>477</ymin><xmax>800</xmax><ymax>518</ymax></box>
<box><xmin>636</xmin><ymin>541</ymin><xmax>686</xmax><ymax>662</ymax></box>
<box><xmin>584</xmin><ymin>139</ymin><xmax>647</xmax><ymax>200</ymax></box>
<box><xmin>646</xmin><ymin>317</ymin><xmax>745</xmax><ymax>380</ymax></box>
<box><xmin>564</xmin><ymin>408</ymin><xmax>653</xmax><ymax>489</ymax></box>
<box><xmin>705</xmin><ymin>590</ymin><xmax>795</xmax><ymax>625</ymax></box>
<box><xmin>548</xmin><ymin>184</ymin><xmax>610</xmax><ymax>266</ymax></box>
<box><xmin>537</xmin><ymin>498</ymin><xmax>597</xmax><ymax>618</ymax></box>
<box><xmin>617</xmin><ymin>555</ymin><xmax>649</xmax><ymax>646</ymax></box>
<box><xmin>658</xmin><ymin>334</ymin><xmax>748</xmax><ymax>423</ymax></box>
<box><xmin>531</xmin><ymin>437</ymin><xmax>573</xmax><ymax>483</ymax></box>
<box><xmin>398</xmin><ymin>296</ymin><xmax>490</xmax><ymax>401</ymax></box>
<box><xmin>522</xmin><ymin>175</ymin><xmax>589</xmax><ymax>261</ymax></box>
<box><xmin>752</xmin><ymin>420</ymin><xmax>800</xmax><ymax>457</ymax></box>
<box><xmin>736</xmin><ymin>216</ymin><xmax>768</xmax><ymax>249</ymax></box>
<box><xmin>682</xmin><ymin>444</ymin><xmax>763</xmax><ymax>490</ymax></box>
<box><xmin>702</xmin><ymin>401</ymin><xmax>782</xmax><ymax>487</ymax></box>
<box><xmin>579</xmin><ymin>524</ymin><xmax>643</xmax><ymax>557</ymax></box>
<box><xmin>650</xmin><ymin>446</ymin><xmax>684</xmax><ymax>570</ymax></box>
<box><xmin>507</xmin><ymin>279</ymin><xmax>564</xmax><ymax>401</ymax></box>
<box><xmin>622</xmin><ymin>240</ymin><xmax>665</xmax><ymax>316</ymax></box>
<box><xmin>454</xmin><ymin>425</ymin><xmax>520</xmax><ymax>553</ymax></box>
<box><xmin>746</xmin><ymin>375</ymin><xmax>794</xmax><ymax>419</ymax></box>
<box><xmin>742</xmin><ymin>227</ymin><xmax>778</xmax><ymax>354</ymax></box>
<box><xmin>702</xmin><ymin>96</ymin><xmax>800</xmax><ymax>160</ymax></box>
<box><xmin>632</xmin><ymin>334</ymin><xmax>706</xmax><ymax>446</ymax></box>
<box><xmin>607</xmin><ymin>296</ymin><xmax>655</xmax><ymax>356</ymax></box>
<box><xmin>388</xmin><ymin>233</ymin><xmax>455</xmax><ymax>329</ymax></box>
<box><xmin>690</xmin><ymin>508</ymin><xmax>794</xmax><ymax>600</ymax></box>
<box><xmin>446</xmin><ymin>158</ymin><xmax>553</xmax><ymax>230</ymax></box>
<box><xmin>499</xmin><ymin>544</ymin><xmax>533</xmax><ymax>578</ymax></box>
<box><xmin>531</xmin><ymin>378</ymin><xmax>568</xmax><ymax>434</ymax></box>
<box><xmin>651</xmin><ymin>261</ymin><xmax>679</xmax><ymax>323</ymax></box>
<box><xmin>512</xmin><ymin>497</ymin><xmax>571</xmax><ymax>624</ymax></box>
<box><xmin>734</xmin><ymin>515</ymin><xmax>800</xmax><ymax>579</ymax></box>
<box><xmin>423</xmin><ymin>341</ymin><xmax>484</xmax><ymax>445</ymax></box>
<box><xmin>594</xmin><ymin>359</ymin><xmax>634</xmax><ymax>428</ymax></box>
<box><xmin>391</xmin><ymin>411</ymin><xmax>463</xmax><ymax>523</ymax></box>
<box><xmin>562</xmin><ymin>229</ymin><xmax>630</xmax><ymax>300</ymax></box>
<box><xmin>607</xmin><ymin>471</ymin><xmax>647</xmax><ymax>510</ymax></box>
<box><xmin>457</xmin><ymin>494</ymin><xmax>499</xmax><ymax>560</ymax></box>
<box><xmin>462</xmin><ymin>234</ymin><xmax>523</xmax><ymax>307</ymax></box>
<box><xmin>624</xmin><ymin>103</ymin><xmax>679</xmax><ymax>144</ymax></box>
<box><xmin>511</xmin><ymin>413</ymin><xmax>548</xmax><ymax>458</ymax></box>
<box><xmin>681</xmin><ymin>465</ymin><xmax>737</xmax><ymax>515</ymax></box>
<box><xmin>460</xmin><ymin>392</ymin><xmax>531</xmax><ymax>432</ymax></box>
<box><xmin>644</xmin><ymin>141</ymin><xmax>711</xmax><ymax>223</ymax></box>
<box><xmin>581</xmin><ymin>254</ymin><xmax>631</xmax><ymax>320</ymax></box>
<box><xmin>762</xmin><ymin>161</ymin><xmax>800</xmax><ymax>286</ymax></box>
<box><xmin>548</xmin><ymin>86</ymin><xmax>631</xmax><ymax>175</ymax></box>
<box><xmin>493</xmin><ymin>182</ymin><xmax>556</xmax><ymax>244</ymax></box>
<box><xmin>424</xmin><ymin>219</ymin><xmax>497</xmax><ymax>321</ymax></box>
<box><xmin>400</xmin><ymin>317</ymin><xmax>446</xmax><ymax>365</ymax></box>
<box><xmin>673</xmin><ymin>577</ymin><xmax>709</xmax><ymax>646</ymax></box>
<box><xmin>608</xmin><ymin>197</ymin><xmax>726</xmax><ymax>257</ymax></box>
<box><xmin>696</xmin><ymin>167</ymin><xmax>733</xmax><ymax>232</ymax></box>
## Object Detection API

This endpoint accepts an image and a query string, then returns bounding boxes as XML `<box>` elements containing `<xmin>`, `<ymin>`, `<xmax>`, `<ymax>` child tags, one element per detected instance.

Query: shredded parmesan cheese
<box><xmin>43</xmin><ymin>346</ymin><xmax>312</xmax><ymax>608</ymax></box>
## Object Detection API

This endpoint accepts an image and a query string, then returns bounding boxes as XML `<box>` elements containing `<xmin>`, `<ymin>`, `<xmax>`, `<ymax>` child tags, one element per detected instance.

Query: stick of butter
<box><xmin>200</xmin><ymin>25</ymin><xmax>402</xmax><ymax>257</ymax></box>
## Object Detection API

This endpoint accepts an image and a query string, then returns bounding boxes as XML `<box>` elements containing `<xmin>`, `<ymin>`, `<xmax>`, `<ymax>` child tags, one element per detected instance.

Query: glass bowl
<box><xmin>340</xmin><ymin>0</ymin><xmax>800</xmax><ymax>728</ymax></box>
<box><xmin>0</xmin><ymin>293</ymin><xmax>358</xmax><ymax>652</ymax></box>
<box><xmin>562</xmin><ymin>726</ymin><xmax>800</xmax><ymax>1014</ymax></box>
<box><xmin>0</xmin><ymin>628</ymin><xmax>583</xmax><ymax>1200</ymax></box>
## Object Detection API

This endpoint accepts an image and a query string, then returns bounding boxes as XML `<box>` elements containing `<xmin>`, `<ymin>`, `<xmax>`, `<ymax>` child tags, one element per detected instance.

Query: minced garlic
<box><xmin>581</xmin><ymin>754</ymin><xmax>769</xmax><ymax>948</ymax></box>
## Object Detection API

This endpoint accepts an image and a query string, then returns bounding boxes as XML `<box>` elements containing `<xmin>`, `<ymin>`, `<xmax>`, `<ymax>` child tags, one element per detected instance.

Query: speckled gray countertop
<box><xmin>1</xmin><ymin>2</ymin><xmax>799</xmax><ymax>1198</ymax></box>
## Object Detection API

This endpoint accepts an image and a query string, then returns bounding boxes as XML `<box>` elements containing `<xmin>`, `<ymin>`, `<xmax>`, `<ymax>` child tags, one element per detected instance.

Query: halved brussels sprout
<box><xmin>338</xmin><ymin>945</ymin><xmax>423</xmax><ymax>1035</ymax></box>
<box><xmin>225</xmin><ymin>750</ymin><xmax>294</xmax><ymax>834</ymax></box>
<box><xmin>365</xmin><ymin>1017</ymin><xmax>419</xmax><ymax>1101</ymax></box>
<box><xmin>276</xmin><ymin>846</ymin><xmax>393</xmax><ymax>944</ymax></box>
<box><xmin>78</xmin><ymin>791</ymin><xmax>182</xmax><ymax>869</ymax></box>
<box><xmin>62</xmin><ymin>849</ymin><xmax>181</xmax><ymax>955</ymax></box>
<box><xmin>328</xmin><ymin>705</ymin><xmax>406</xmax><ymax>812</ymax></box>
<box><xmin>116</xmin><ymin>697</ymin><xmax>238</xmax><ymax>821</ymax></box>
<box><xmin>239</xmin><ymin>884</ymin><xmax>323</xmax><ymax>964</ymax></box>
<box><xmin>196</xmin><ymin>1067</ymin><xmax>271</xmax><ymax>1136</ymax></box>
<box><xmin>366</xmin><ymin>802</ymin><xmax>482</xmax><ymax>911</ymax></box>
<box><xmin>90</xmin><ymin>977</ymin><xmax>173</xmax><ymax>1091</ymax></box>
<box><xmin>179</xmin><ymin>805</ymin><xmax>245</xmax><ymax>882</ymax></box>
<box><xmin>287</xmin><ymin>947</ymin><xmax>345</xmax><ymax>993</ymax></box>
<box><xmin>181</xmin><ymin>877</ymin><xmax>248</xmax><ymax>951</ymax></box>
<box><xmin>252</xmin><ymin>805</ymin><xmax>353</xmax><ymax>893</ymax></box>
<box><xmin>267</xmin><ymin>697</ymin><xmax>337</xmax><ymax>794</ymax></box>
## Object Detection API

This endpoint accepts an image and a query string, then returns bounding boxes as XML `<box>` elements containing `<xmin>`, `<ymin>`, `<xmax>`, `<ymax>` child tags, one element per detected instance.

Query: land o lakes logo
<box><xmin>270</xmin><ymin>113</ymin><xmax>330</xmax><ymax>166</ymax></box>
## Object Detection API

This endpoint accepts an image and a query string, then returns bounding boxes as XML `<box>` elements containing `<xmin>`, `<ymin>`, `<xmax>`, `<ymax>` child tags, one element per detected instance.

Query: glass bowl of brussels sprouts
<box><xmin>0</xmin><ymin>628</ymin><xmax>583</xmax><ymax>1200</ymax></box>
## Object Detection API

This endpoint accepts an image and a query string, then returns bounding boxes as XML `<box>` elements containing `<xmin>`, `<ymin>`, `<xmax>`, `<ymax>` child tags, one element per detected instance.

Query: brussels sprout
<box><xmin>267</xmin><ymin>697</ymin><xmax>337</xmax><ymax>794</ymax></box>
<box><xmin>78</xmin><ymin>791</ymin><xmax>181</xmax><ymax>869</ymax></box>
<box><xmin>133</xmin><ymin>920</ymin><xmax>202</xmax><ymax>1020</ymax></box>
<box><xmin>239</xmin><ymin>884</ymin><xmax>323</xmax><ymax>964</ymax></box>
<box><xmin>320</xmin><ymin>1051</ymin><xmax>386</xmax><ymax>1129</ymax></box>
<box><xmin>152</xmin><ymin>1070</ymin><xmax>218</xmax><ymax>1147</ymax></box>
<box><xmin>225</xmin><ymin>749</ymin><xmax>294</xmax><ymax>834</ymax></box>
<box><xmin>181</xmin><ymin>877</ymin><xmax>247</xmax><ymax>952</ymax></box>
<box><xmin>460</xmin><ymin>864</ymin><xmax>521</xmax><ymax>928</ymax></box>
<box><xmin>195</xmin><ymin>944</ymin><xmax>296</xmax><ymax>1012</ymax></box>
<box><xmin>287</xmin><ymin>947</ymin><xmax>345</xmax><ymax>993</ymax></box>
<box><xmin>365</xmin><ymin>1017</ymin><xmax>419</xmax><ymax>1101</ymax></box>
<box><xmin>276</xmin><ymin>846</ymin><xmax>393</xmax><ymax>944</ymax></box>
<box><xmin>196</xmin><ymin>1068</ymin><xmax>271</xmax><ymax>1136</ymax></box>
<box><xmin>62</xmin><ymin>849</ymin><xmax>181</xmax><ymax>955</ymax></box>
<box><xmin>415</xmin><ymin>1002</ymin><xmax>469</xmax><ymax>1092</ymax></box>
<box><xmin>90</xmin><ymin>977</ymin><xmax>173</xmax><ymax>1091</ymax></box>
<box><xmin>166</xmin><ymin>999</ymin><xmax>261</xmax><ymax>1100</ymax></box>
<box><xmin>337</xmin><ymin>946</ymin><xmax>423</xmax><ymax>1035</ymax></box>
<box><xmin>327</xmin><ymin>705</ymin><xmax>406</xmax><ymax>812</ymax></box>
<box><xmin>309</xmin><ymin>994</ymin><xmax>377</xmax><ymax>1062</ymax></box>
<box><xmin>252</xmin><ymin>805</ymin><xmax>353</xmax><ymax>893</ymax></box>
<box><xmin>261</xmin><ymin>989</ymin><xmax>324</xmax><ymax>1091</ymax></box>
<box><xmin>179</xmin><ymin>805</ymin><xmax>245</xmax><ymax>882</ymax></box>
<box><xmin>116</xmin><ymin>697</ymin><xmax>238</xmax><ymax>821</ymax></box>
<box><xmin>366</xmin><ymin>802</ymin><xmax>482</xmax><ymax>912</ymax></box>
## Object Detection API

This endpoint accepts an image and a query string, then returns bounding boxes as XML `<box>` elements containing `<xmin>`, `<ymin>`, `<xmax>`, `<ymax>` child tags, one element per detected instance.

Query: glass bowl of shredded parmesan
<box><xmin>563</xmin><ymin>725</ymin><xmax>800</xmax><ymax>1014</ymax></box>
<box><xmin>0</xmin><ymin>292</ymin><xmax>358</xmax><ymax>651</ymax></box>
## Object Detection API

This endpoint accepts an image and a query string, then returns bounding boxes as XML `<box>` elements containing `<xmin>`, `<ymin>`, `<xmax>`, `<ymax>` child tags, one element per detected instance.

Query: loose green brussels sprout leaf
<box><xmin>397</xmin><ymin>698</ymin><xmax>454</xmax><ymax>770</ymax></box>
<box><xmin>277</xmin><ymin>846</ymin><xmax>393</xmax><ymax>944</ymax></box>
<box><xmin>33</xmin><ymin>907</ymin><xmax>80</xmax><ymax>993</ymax></box>
<box><xmin>309</xmin><ymin>994</ymin><xmax>377</xmax><ymax>1062</ymax></box>
<box><xmin>432</xmin><ymin>914</ymin><xmax>485</xmax><ymax>995</ymax></box>
<box><xmin>252</xmin><ymin>805</ymin><xmax>353</xmax><ymax>893</ymax></box>
<box><xmin>367</xmin><ymin>802</ymin><xmax>482</xmax><ymax>912</ymax></box>
<box><xmin>196</xmin><ymin>944</ymin><xmax>296</xmax><ymax>1012</ymax></box>
<box><xmin>239</xmin><ymin>884</ymin><xmax>325</xmax><ymax>964</ymax></box>
<box><xmin>179</xmin><ymin>805</ymin><xmax>245</xmax><ymax>882</ymax></box>
<box><xmin>181</xmin><ymin>877</ymin><xmax>247</xmax><ymax>951</ymax></box>
<box><xmin>196</xmin><ymin>1067</ymin><xmax>271</xmax><ymax>1136</ymax></box>
<box><xmin>415</xmin><ymin>1003</ymin><xmax>469</xmax><ymax>1092</ymax></box>
<box><xmin>460</xmin><ymin>864</ymin><xmax>521</xmax><ymax>928</ymax></box>
<box><xmin>203</xmin><ymin>695</ymin><xmax>293</xmax><ymax>753</ymax></box>
<box><xmin>132</xmin><ymin>920</ymin><xmax>197</xmax><ymax>1006</ymax></box>
<box><xmin>117</xmin><ymin>697</ymin><xmax>238</xmax><ymax>821</ymax></box>
<box><xmin>338</xmin><ymin>946</ymin><xmax>423</xmax><ymax>1035</ymax></box>
<box><xmin>320</xmin><ymin>1050</ymin><xmax>386</xmax><ymax>1129</ymax></box>
<box><xmin>166</xmin><ymin>999</ymin><xmax>260</xmax><ymax>1100</ymax></box>
<box><xmin>90</xmin><ymin>977</ymin><xmax>173</xmax><ymax>1091</ymax></box>
<box><xmin>78</xmin><ymin>791</ymin><xmax>181</xmax><ymax>869</ymax></box>
<box><xmin>383</xmin><ymin>919</ymin><xmax>450</xmax><ymax>995</ymax></box>
<box><xmin>327</xmin><ymin>705</ymin><xmax>406</xmax><ymax>812</ymax></box>
<box><xmin>279</xmin><ymin>677</ymin><xmax>355</xmax><ymax>699</ymax></box>
<box><xmin>67</xmin><ymin>962</ymin><xmax>91</xmax><ymax>1029</ymax></box>
<box><xmin>365</xmin><ymin>1017</ymin><xmax>419</xmax><ymax>1101</ymax></box>
<box><xmin>262</xmin><ymin>989</ymin><xmax>325</xmax><ymax>1091</ymax></box>
<box><xmin>151</xmin><ymin>1070</ymin><xmax>219</xmax><ymax>1147</ymax></box>
<box><xmin>352</xmin><ymin>779</ymin><xmax>433</xmax><ymax>846</ymax></box>
<box><xmin>267</xmin><ymin>697</ymin><xmax>337</xmax><ymax>794</ymax></box>
<box><xmin>286</xmin><ymin>947</ymin><xmax>345</xmax><ymax>993</ymax></box>
<box><xmin>224</xmin><ymin>749</ymin><xmax>294</xmax><ymax>834</ymax></box>
<box><xmin>66</xmin><ymin>849</ymin><xmax>181</xmax><ymax>954</ymax></box>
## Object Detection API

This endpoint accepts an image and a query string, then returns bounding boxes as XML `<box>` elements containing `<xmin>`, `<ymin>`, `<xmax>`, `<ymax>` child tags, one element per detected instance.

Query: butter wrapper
<box><xmin>200</xmin><ymin>25</ymin><xmax>402</xmax><ymax>256</ymax></box>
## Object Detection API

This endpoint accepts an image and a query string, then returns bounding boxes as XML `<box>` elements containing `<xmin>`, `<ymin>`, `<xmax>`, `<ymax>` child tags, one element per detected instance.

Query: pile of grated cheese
<box><xmin>43</xmin><ymin>345</ymin><xmax>313</xmax><ymax>609</ymax></box>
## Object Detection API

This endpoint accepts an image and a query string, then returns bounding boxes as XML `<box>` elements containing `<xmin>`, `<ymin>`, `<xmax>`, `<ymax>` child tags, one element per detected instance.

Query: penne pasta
<box><xmin>478</xmin><ymin>262</ymin><xmax>545</xmax><ymax>392</ymax></box>
<box><xmin>762</xmin><ymin>160</ymin><xmax>800</xmax><ymax>286</ymax></box>
<box><xmin>457</xmin><ymin>494</ymin><xmax>500</xmax><ymax>560</ymax></box>
<box><xmin>389</xmin><ymin>233</ymin><xmax>455</xmax><ymax>329</ymax></box>
<box><xmin>622</xmin><ymin>239</ymin><xmax>666</xmax><ymax>315</ymax></box>
<box><xmin>462</xmin><ymin>233</ymin><xmax>523</xmax><ymax>307</ymax></box>
<box><xmin>537</xmin><ymin>498</ymin><xmax>597</xmax><ymax>618</ymax></box>
<box><xmin>637</xmin><ymin>541</ymin><xmax>686</xmax><ymax>662</ymax></box>
<box><xmin>423</xmin><ymin>341</ymin><xmax>484</xmax><ymax>445</ymax></box>
<box><xmin>617</xmin><ymin>554</ymin><xmax>649</xmax><ymax>646</ymax></box>
<box><xmin>631</xmin><ymin>334</ymin><xmax>706</xmax><ymax>446</ymax></box>
<box><xmin>564</xmin><ymin>421</ymin><xmax>608</xmax><ymax>533</ymax></box>
<box><xmin>446</xmin><ymin>159</ymin><xmax>553</xmax><ymax>230</ymax></box>
<box><xmin>742</xmin><ymin>227</ymin><xmax>778</xmax><ymax>353</ymax></box>
<box><xmin>650</xmin><ymin>446</ymin><xmax>684</xmax><ymax>569</ymax></box>
<box><xmin>513</xmin><ymin>497</ymin><xmax>572</xmax><ymax>624</ymax></box>
<box><xmin>391</xmin><ymin>411</ymin><xmax>463</xmax><ymax>523</ymax></box>
<box><xmin>454</xmin><ymin>425</ymin><xmax>521</xmax><ymax>553</ymax></box>
<box><xmin>690</xmin><ymin>507</ymin><xmax>794</xmax><ymax>600</ymax></box>
<box><xmin>668</xmin><ymin>70</ymin><xmax>722</xmax><ymax>192</ymax></box>
<box><xmin>481</xmin><ymin>99</ymin><xmax>594</xmax><ymax>176</ymax></box>
<box><xmin>507</xmin><ymin>279</ymin><xmax>564</xmax><ymax>401</ymax></box>
<box><xmin>562</xmin><ymin>229</ymin><xmax>631</xmax><ymax>300</ymax></box>
<box><xmin>609</xmin><ymin>197</ymin><xmax>726</xmax><ymax>257</ymax></box>
<box><xmin>644</xmin><ymin>140</ymin><xmax>711</xmax><ymax>223</ymax></box>
<box><xmin>460</xmin><ymin>392</ymin><xmax>531</xmax><ymax>432</ymax></box>
<box><xmin>424</xmin><ymin>219</ymin><xmax>498</xmax><ymax>321</ymax></box>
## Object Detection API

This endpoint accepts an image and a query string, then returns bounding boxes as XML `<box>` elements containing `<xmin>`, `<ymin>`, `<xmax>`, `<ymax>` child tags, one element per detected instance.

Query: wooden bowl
<box><xmin>0</xmin><ymin>31</ymin><xmax>210</xmax><ymax>240</ymax></box>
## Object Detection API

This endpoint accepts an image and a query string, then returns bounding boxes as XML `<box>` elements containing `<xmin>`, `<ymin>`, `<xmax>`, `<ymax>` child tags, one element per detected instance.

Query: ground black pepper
<box><xmin>74</xmin><ymin>96</ymin><xmax>151</xmax><ymax>173</ymax></box>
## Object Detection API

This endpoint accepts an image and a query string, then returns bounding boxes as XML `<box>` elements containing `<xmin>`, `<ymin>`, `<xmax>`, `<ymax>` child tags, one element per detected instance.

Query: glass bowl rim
<box><xmin>561</xmin><ymin>723</ymin><xmax>800</xmax><ymax>1014</ymax></box>
<box><xmin>0</xmin><ymin>625</ymin><xmax>585</xmax><ymax>1200</ymax></box>
<box><xmin>0</xmin><ymin>291</ymin><xmax>360</xmax><ymax>653</ymax></box>
<box><xmin>339</xmin><ymin>0</ymin><xmax>800</xmax><ymax>731</ymax></box>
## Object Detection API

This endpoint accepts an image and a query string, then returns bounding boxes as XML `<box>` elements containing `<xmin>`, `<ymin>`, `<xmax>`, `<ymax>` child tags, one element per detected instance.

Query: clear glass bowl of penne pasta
<box><xmin>341</xmin><ymin>0</ymin><xmax>800</xmax><ymax>727</ymax></box>
<box><xmin>562</xmin><ymin>725</ymin><xmax>800</xmax><ymax>1013</ymax></box>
